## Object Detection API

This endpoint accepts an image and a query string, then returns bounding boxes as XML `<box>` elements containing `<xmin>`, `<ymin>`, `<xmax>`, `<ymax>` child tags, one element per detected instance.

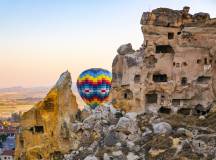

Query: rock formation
<box><xmin>15</xmin><ymin>6</ymin><xmax>216</xmax><ymax>160</ymax></box>
<box><xmin>15</xmin><ymin>71</ymin><xmax>78</xmax><ymax>160</ymax></box>
<box><xmin>111</xmin><ymin>6</ymin><xmax>216</xmax><ymax>114</ymax></box>
<box><xmin>63</xmin><ymin>104</ymin><xmax>216</xmax><ymax>160</ymax></box>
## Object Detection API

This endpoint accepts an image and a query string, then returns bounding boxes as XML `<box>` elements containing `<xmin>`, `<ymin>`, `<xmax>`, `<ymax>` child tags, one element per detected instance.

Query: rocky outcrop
<box><xmin>15</xmin><ymin>71</ymin><xmax>78</xmax><ymax>160</ymax></box>
<box><xmin>63</xmin><ymin>104</ymin><xmax>216</xmax><ymax>159</ymax></box>
<box><xmin>111</xmin><ymin>6</ymin><xmax>216</xmax><ymax>113</ymax></box>
<box><xmin>117</xmin><ymin>43</ymin><xmax>135</xmax><ymax>55</ymax></box>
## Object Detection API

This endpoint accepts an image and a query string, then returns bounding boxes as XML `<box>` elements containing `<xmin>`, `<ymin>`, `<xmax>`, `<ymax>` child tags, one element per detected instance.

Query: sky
<box><xmin>0</xmin><ymin>0</ymin><xmax>216</xmax><ymax>88</ymax></box>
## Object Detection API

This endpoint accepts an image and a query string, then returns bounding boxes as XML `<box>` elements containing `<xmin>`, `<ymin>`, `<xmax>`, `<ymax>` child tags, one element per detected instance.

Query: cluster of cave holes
<box><xmin>29</xmin><ymin>126</ymin><xmax>44</xmax><ymax>134</ymax></box>
<box><xmin>173</xmin><ymin>62</ymin><xmax>187</xmax><ymax>67</ymax></box>
<box><xmin>197</xmin><ymin>58</ymin><xmax>215</xmax><ymax>65</ymax></box>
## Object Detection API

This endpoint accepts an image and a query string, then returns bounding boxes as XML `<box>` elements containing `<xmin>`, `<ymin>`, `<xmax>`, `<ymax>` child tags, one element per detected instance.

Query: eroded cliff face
<box><xmin>15</xmin><ymin>71</ymin><xmax>78</xmax><ymax>160</ymax></box>
<box><xmin>111</xmin><ymin>7</ymin><xmax>216</xmax><ymax>114</ymax></box>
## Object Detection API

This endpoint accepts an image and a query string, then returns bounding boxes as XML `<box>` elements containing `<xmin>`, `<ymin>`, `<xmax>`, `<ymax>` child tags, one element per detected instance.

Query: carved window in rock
<box><xmin>155</xmin><ymin>45</ymin><xmax>174</xmax><ymax>54</ymax></box>
<box><xmin>153</xmin><ymin>74</ymin><xmax>167</xmax><ymax>82</ymax></box>
<box><xmin>134</xmin><ymin>74</ymin><xmax>141</xmax><ymax>83</ymax></box>
<box><xmin>30</xmin><ymin>126</ymin><xmax>44</xmax><ymax>134</ymax></box>
<box><xmin>197</xmin><ymin>76</ymin><xmax>211</xmax><ymax>84</ymax></box>
<box><xmin>181</xmin><ymin>77</ymin><xmax>188</xmax><ymax>85</ymax></box>
<box><xmin>177</xmin><ymin>32</ymin><xmax>181</xmax><ymax>35</ymax></box>
<box><xmin>123</xmin><ymin>89</ymin><xmax>133</xmax><ymax>100</ymax></box>
<box><xmin>204</xmin><ymin>58</ymin><xmax>208</xmax><ymax>65</ymax></box>
<box><xmin>159</xmin><ymin>106</ymin><xmax>171</xmax><ymax>114</ymax></box>
<box><xmin>35</xmin><ymin>126</ymin><xmax>44</xmax><ymax>133</ymax></box>
<box><xmin>168</xmin><ymin>32</ymin><xmax>174</xmax><ymax>39</ymax></box>
<box><xmin>146</xmin><ymin>93</ymin><xmax>157</xmax><ymax>104</ymax></box>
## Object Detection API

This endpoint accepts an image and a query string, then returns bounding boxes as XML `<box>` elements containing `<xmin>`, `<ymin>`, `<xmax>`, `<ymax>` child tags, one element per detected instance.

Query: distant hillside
<box><xmin>0</xmin><ymin>84</ymin><xmax>85</xmax><ymax>118</ymax></box>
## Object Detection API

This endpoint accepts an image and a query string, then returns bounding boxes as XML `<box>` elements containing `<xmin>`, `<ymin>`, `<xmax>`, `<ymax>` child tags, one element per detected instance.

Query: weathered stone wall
<box><xmin>111</xmin><ymin>7</ymin><xmax>216</xmax><ymax>114</ymax></box>
<box><xmin>15</xmin><ymin>71</ymin><xmax>78</xmax><ymax>160</ymax></box>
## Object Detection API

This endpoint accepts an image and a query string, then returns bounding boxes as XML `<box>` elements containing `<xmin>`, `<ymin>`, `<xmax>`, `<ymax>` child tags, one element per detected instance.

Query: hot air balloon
<box><xmin>77</xmin><ymin>68</ymin><xmax>112</xmax><ymax>109</ymax></box>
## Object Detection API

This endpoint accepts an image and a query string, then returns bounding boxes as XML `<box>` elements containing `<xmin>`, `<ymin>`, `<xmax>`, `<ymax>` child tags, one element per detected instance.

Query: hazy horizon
<box><xmin>1</xmin><ymin>0</ymin><xmax>216</xmax><ymax>88</ymax></box>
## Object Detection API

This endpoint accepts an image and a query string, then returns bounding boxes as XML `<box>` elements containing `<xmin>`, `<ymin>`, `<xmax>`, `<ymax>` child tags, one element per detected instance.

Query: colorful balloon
<box><xmin>77</xmin><ymin>68</ymin><xmax>112</xmax><ymax>109</ymax></box>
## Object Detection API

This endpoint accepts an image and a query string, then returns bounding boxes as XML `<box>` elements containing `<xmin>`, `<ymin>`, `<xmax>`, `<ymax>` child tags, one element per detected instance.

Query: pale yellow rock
<box><xmin>149</xmin><ymin>148</ymin><xmax>166</xmax><ymax>157</ymax></box>
<box><xmin>15</xmin><ymin>71</ymin><xmax>78</xmax><ymax>160</ymax></box>
<box><xmin>172</xmin><ymin>137</ymin><xmax>180</xmax><ymax>148</ymax></box>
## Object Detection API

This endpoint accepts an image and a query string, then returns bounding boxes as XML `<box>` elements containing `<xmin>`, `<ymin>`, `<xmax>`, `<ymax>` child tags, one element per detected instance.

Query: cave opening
<box><xmin>181</xmin><ymin>77</ymin><xmax>188</xmax><ymax>85</ymax></box>
<box><xmin>168</xmin><ymin>32</ymin><xmax>174</xmax><ymax>39</ymax></box>
<box><xmin>153</xmin><ymin>74</ymin><xmax>168</xmax><ymax>82</ymax></box>
<box><xmin>204</xmin><ymin>58</ymin><xmax>208</xmax><ymax>65</ymax></box>
<box><xmin>134</xmin><ymin>74</ymin><xmax>141</xmax><ymax>83</ymax></box>
<box><xmin>146</xmin><ymin>93</ymin><xmax>158</xmax><ymax>104</ymax></box>
<box><xmin>29</xmin><ymin>126</ymin><xmax>44</xmax><ymax>133</ymax></box>
<box><xmin>197</xmin><ymin>59</ymin><xmax>202</xmax><ymax>64</ymax></box>
<box><xmin>197</xmin><ymin>76</ymin><xmax>211</xmax><ymax>84</ymax></box>
<box><xmin>123</xmin><ymin>89</ymin><xmax>133</xmax><ymax>100</ymax></box>
<box><xmin>159</xmin><ymin>107</ymin><xmax>171</xmax><ymax>114</ymax></box>
<box><xmin>155</xmin><ymin>45</ymin><xmax>175</xmax><ymax>54</ymax></box>
<box><xmin>34</xmin><ymin>126</ymin><xmax>44</xmax><ymax>133</ymax></box>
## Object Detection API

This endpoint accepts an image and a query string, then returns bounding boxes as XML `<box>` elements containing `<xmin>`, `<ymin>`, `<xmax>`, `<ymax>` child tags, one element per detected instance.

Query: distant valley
<box><xmin>0</xmin><ymin>84</ymin><xmax>84</xmax><ymax>118</ymax></box>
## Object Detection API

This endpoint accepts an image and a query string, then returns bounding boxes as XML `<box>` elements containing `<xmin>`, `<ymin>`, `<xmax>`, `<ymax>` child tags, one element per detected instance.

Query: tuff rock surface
<box><xmin>15</xmin><ymin>71</ymin><xmax>216</xmax><ymax>160</ymax></box>
<box><xmin>15</xmin><ymin>71</ymin><xmax>78</xmax><ymax>160</ymax></box>
<box><xmin>111</xmin><ymin>6</ymin><xmax>216</xmax><ymax>114</ymax></box>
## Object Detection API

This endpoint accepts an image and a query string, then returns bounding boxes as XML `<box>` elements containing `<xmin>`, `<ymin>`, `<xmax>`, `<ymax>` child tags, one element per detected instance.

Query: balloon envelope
<box><xmin>77</xmin><ymin>68</ymin><xmax>112</xmax><ymax>109</ymax></box>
